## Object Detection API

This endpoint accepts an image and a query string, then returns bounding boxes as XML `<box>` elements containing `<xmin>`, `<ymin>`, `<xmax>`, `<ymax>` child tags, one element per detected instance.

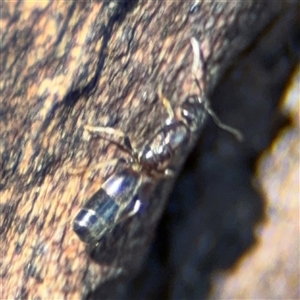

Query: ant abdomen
<box><xmin>73</xmin><ymin>169</ymin><xmax>142</xmax><ymax>244</ymax></box>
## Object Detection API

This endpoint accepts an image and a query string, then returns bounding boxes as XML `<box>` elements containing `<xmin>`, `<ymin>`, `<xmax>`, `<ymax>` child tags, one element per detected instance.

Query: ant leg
<box><xmin>164</xmin><ymin>168</ymin><xmax>175</xmax><ymax>178</ymax></box>
<box><xmin>158</xmin><ymin>84</ymin><xmax>175</xmax><ymax>122</ymax></box>
<box><xmin>92</xmin><ymin>159</ymin><xmax>129</xmax><ymax>172</ymax></box>
<box><xmin>190</xmin><ymin>37</ymin><xmax>243</xmax><ymax>142</ymax></box>
<box><xmin>149</xmin><ymin>168</ymin><xmax>174</xmax><ymax>179</ymax></box>
<box><xmin>117</xmin><ymin>198</ymin><xmax>142</xmax><ymax>222</ymax></box>
<box><xmin>67</xmin><ymin>158</ymin><xmax>121</xmax><ymax>176</ymax></box>
<box><xmin>84</xmin><ymin>125</ymin><xmax>138</xmax><ymax>156</ymax></box>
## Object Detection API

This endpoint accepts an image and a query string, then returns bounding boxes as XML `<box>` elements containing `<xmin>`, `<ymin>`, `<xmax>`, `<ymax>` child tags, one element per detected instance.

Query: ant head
<box><xmin>178</xmin><ymin>95</ymin><xmax>207</xmax><ymax>133</ymax></box>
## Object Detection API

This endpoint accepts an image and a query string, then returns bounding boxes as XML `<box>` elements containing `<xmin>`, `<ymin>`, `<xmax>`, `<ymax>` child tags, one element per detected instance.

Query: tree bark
<box><xmin>0</xmin><ymin>1</ymin><xmax>283</xmax><ymax>298</ymax></box>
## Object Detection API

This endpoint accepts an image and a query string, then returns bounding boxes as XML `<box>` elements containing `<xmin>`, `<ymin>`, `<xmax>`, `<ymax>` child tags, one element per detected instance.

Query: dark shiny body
<box><xmin>73</xmin><ymin>169</ymin><xmax>141</xmax><ymax>244</ymax></box>
<box><xmin>73</xmin><ymin>37</ymin><xmax>242</xmax><ymax>244</ymax></box>
<box><xmin>73</xmin><ymin>93</ymin><xmax>207</xmax><ymax>244</ymax></box>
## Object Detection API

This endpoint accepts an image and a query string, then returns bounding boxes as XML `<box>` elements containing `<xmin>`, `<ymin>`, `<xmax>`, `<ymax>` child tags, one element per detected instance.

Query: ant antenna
<box><xmin>190</xmin><ymin>37</ymin><xmax>243</xmax><ymax>142</ymax></box>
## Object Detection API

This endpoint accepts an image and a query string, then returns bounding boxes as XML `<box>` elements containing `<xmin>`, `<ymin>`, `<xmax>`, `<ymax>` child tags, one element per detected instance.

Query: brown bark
<box><xmin>0</xmin><ymin>1</ymin><xmax>283</xmax><ymax>298</ymax></box>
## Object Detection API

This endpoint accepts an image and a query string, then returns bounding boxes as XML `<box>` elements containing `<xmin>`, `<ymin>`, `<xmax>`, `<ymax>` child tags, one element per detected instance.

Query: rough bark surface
<box><xmin>0</xmin><ymin>1</ymin><xmax>284</xmax><ymax>298</ymax></box>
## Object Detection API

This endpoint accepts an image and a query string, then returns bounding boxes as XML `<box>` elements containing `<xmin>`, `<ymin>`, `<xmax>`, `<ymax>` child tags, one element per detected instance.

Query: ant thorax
<box><xmin>137</xmin><ymin>120</ymin><xmax>190</xmax><ymax>174</ymax></box>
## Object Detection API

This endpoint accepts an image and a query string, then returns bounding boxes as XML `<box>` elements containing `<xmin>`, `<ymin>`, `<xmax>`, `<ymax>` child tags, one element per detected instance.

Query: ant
<box><xmin>73</xmin><ymin>37</ymin><xmax>242</xmax><ymax>245</ymax></box>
